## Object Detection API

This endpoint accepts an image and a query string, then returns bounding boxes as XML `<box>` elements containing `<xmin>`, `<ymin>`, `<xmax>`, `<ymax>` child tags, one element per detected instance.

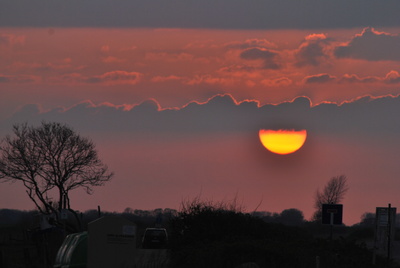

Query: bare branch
<box><xmin>0</xmin><ymin>121</ymin><xmax>113</xmax><ymax>215</ymax></box>
<box><xmin>313</xmin><ymin>175</ymin><xmax>348</xmax><ymax>221</ymax></box>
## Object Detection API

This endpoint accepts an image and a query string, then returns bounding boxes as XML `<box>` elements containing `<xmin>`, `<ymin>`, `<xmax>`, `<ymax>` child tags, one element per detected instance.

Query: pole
<box><xmin>330</xmin><ymin>212</ymin><xmax>334</xmax><ymax>241</ymax></box>
<box><xmin>387</xmin><ymin>203</ymin><xmax>391</xmax><ymax>261</ymax></box>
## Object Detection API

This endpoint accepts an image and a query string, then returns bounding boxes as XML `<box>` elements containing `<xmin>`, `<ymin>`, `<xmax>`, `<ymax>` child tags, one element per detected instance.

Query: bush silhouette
<box><xmin>168</xmin><ymin>200</ymin><xmax>400</xmax><ymax>268</ymax></box>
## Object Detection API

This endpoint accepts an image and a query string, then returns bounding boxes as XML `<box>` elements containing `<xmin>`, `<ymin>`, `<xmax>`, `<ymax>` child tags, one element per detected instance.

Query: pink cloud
<box><xmin>217</xmin><ymin>65</ymin><xmax>258</xmax><ymax>76</ymax></box>
<box><xmin>225</xmin><ymin>38</ymin><xmax>277</xmax><ymax>49</ymax></box>
<box><xmin>101</xmin><ymin>45</ymin><xmax>110</xmax><ymax>52</ymax></box>
<box><xmin>339</xmin><ymin>74</ymin><xmax>380</xmax><ymax>84</ymax></box>
<box><xmin>52</xmin><ymin>71</ymin><xmax>143</xmax><ymax>85</ymax></box>
<box><xmin>184</xmin><ymin>75</ymin><xmax>234</xmax><ymax>86</ymax></box>
<box><xmin>304</xmin><ymin>33</ymin><xmax>327</xmax><ymax>41</ymax></box>
<box><xmin>339</xmin><ymin>71</ymin><xmax>400</xmax><ymax>84</ymax></box>
<box><xmin>85</xmin><ymin>71</ymin><xmax>142</xmax><ymax>85</ymax></box>
<box><xmin>151</xmin><ymin>75</ymin><xmax>183</xmax><ymax>82</ymax></box>
<box><xmin>384</xmin><ymin>70</ymin><xmax>400</xmax><ymax>84</ymax></box>
<box><xmin>102</xmin><ymin>56</ymin><xmax>126</xmax><ymax>63</ymax></box>
<box><xmin>295</xmin><ymin>33</ymin><xmax>331</xmax><ymax>67</ymax></box>
<box><xmin>303</xmin><ymin>73</ymin><xmax>336</xmax><ymax>84</ymax></box>
<box><xmin>261</xmin><ymin>77</ymin><xmax>292</xmax><ymax>87</ymax></box>
<box><xmin>145</xmin><ymin>52</ymin><xmax>194</xmax><ymax>62</ymax></box>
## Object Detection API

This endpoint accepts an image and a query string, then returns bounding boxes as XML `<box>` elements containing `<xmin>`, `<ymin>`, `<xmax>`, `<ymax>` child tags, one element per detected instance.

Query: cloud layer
<box><xmin>2</xmin><ymin>0</ymin><xmax>400</xmax><ymax>29</ymax></box>
<box><xmin>335</xmin><ymin>28</ymin><xmax>400</xmax><ymax>61</ymax></box>
<box><xmin>3</xmin><ymin>93</ymin><xmax>400</xmax><ymax>138</ymax></box>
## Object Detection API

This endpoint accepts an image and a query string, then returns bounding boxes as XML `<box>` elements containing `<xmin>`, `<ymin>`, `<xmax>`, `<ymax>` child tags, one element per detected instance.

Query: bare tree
<box><xmin>0</xmin><ymin>122</ymin><xmax>113</xmax><ymax>216</ymax></box>
<box><xmin>313</xmin><ymin>175</ymin><xmax>348</xmax><ymax>221</ymax></box>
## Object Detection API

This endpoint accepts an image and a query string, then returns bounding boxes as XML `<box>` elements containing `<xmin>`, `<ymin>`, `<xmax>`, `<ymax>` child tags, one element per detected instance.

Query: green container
<box><xmin>54</xmin><ymin>232</ymin><xmax>87</xmax><ymax>268</ymax></box>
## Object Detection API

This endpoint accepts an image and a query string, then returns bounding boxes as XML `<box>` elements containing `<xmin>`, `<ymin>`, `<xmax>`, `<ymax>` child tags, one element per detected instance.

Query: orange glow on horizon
<box><xmin>259</xmin><ymin>129</ymin><xmax>307</xmax><ymax>155</ymax></box>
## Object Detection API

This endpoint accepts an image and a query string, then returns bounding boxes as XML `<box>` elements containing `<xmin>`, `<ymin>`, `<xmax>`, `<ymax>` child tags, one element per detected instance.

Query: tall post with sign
<box><xmin>374</xmin><ymin>204</ymin><xmax>396</xmax><ymax>263</ymax></box>
<box><xmin>322</xmin><ymin>204</ymin><xmax>343</xmax><ymax>240</ymax></box>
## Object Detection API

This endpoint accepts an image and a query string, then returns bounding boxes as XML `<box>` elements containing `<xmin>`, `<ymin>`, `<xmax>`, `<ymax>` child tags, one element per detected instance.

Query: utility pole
<box><xmin>387</xmin><ymin>203</ymin><xmax>392</xmax><ymax>261</ymax></box>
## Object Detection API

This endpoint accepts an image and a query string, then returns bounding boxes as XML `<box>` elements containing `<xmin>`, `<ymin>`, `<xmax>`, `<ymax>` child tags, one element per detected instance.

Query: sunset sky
<box><xmin>1</xmin><ymin>0</ymin><xmax>400</xmax><ymax>225</ymax></box>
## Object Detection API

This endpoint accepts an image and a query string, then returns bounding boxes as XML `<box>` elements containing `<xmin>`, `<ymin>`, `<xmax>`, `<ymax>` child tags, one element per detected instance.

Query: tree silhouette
<box><xmin>0</xmin><ymin>122</ymin><xmax>113</xmax><ymax>216</ymax></box>
<box><xmin>313</xmin><ymin>175</ymin><xmax>348</xmax><ymax>221</ymax></box>
<box><xmin>278</xmin><ymin>208</ymin><xmax>305</xmax><ymax>226</ymax></box>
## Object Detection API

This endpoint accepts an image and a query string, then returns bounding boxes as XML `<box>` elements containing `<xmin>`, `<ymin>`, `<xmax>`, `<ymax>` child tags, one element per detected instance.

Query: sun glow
<box><xmin>259</xmin><ymin>129</ymin><xmax>307</xmax><ymax>155</ymax></box>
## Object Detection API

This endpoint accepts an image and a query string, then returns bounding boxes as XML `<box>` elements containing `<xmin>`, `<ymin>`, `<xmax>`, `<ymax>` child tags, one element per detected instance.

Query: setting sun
<box><xmin>259</xmin><ymin>129</ymin><xmax>307</xmax><ymax>155</ymax></box>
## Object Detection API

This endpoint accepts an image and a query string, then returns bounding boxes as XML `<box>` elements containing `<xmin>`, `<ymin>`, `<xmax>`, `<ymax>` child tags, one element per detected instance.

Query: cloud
<box><xmin>184</xmin><ymin>75</ymin><xmax>234</xmax><ymax>86</ymax></box>
<box><xmin>334</xmin><ymin>28</ymin><xmax>400</xmax><ymax>61</ymax></box>
<box><xmin>2</xmin><ymin>0</ymin><xmax>400</xmax><ymax>29</ymax></box>
<box><xmin>225</xmin><ymin>39</ymin><xmax>277</xmax><ymax>49</ymax></box>
<box><xmin>4</xmin><ymin>93</ymin><xmax>400</xmax><ymax>225</ymax></box>
<box><xmin>101</xmin><ymin>45</ymin><xmax>110</xmax><ymax>52</ymax></box>
<box><xmin>0</xmin><ymin>74</ymin><xmax>40</xmax><ymax>83</ymax></box>
<box><xmin>151</xmin><ymin>75</ymin><xmax>183</xmax><ymax>83</ymax></box>
<box><xmin>54</xmin><ymin>71</ymin><xmax>143</xmax><ymax>85</ymax></box>
<box><xmin>261</xmin><ymin>77</ymin><xmax>292</xmax><ymax>87</ymax></box>
<box><xmin>384</xmin><ymin>70</ymin><xmax>400</xmax><ymax>84</ymax></box>
<box><xmin>303</xmin><ymin>73</ymin><xmax>336</xmax><ymax>84</ymax></box>
<box><xmin>217</xmin><ymin>65</ymin><xmax>258</xmax><ymax>77</ymax></box>
<box><xmin>145</xmin><ymin>52</ymin><xmax>194</xmax><ymax>62</ymax></box>
<box><xmin>102</xmin><ymin>56</ymin><xmax>126</xmax><ymax>63</ymax></box>
<box><xmin>7</xmin><ymin>93</ymin><xmax>400</xmax><ymax>138</ymax></box>
<box><xmin>339</xmin><ymin>74</ymin><xmax>380</xmax><ymax>84</ymax></box>
<box><xmin>336</xmin><ymin>71</ymin><xmax>400</xmax><ymax>84</ymax></box>
<box><xmin>0</xmin><ymin>34</ymin><xmax>25</xmax><ymax>47</ymax></box>
<box><xmin>85</xmin><ymin>71</ymin><xmax>142</xmax><ymax>85</ymax></box>
<box><xmin>295</xmin><ymin>34</ymin><xmax>331</xmax><ymax>67</ymax></box>
<box><xmin>240</xmin><ymin>48</ymin><xmax>280</xmax><ymax>69</ymax></box>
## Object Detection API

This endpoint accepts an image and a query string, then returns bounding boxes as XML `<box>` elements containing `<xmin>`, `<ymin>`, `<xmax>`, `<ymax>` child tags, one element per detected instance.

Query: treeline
<box><xmin>0</xmin><ymin>207</ymin><xmax>178</xmax><ymax>234</ymax></box>
<box><xmin>0</xmin><ymin>207</ymin><xmax>308</xmax><ymax>232</ymax></box>
<box><xmin>0</xmin><ymin>207</ymin><xmax>396</xmax><ymax>231</ymax></box>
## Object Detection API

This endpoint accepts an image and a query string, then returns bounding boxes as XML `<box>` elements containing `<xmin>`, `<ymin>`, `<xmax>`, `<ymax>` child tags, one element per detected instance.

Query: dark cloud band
<box><xmin>2</xmin><ymin>0</ymin><xmax>400</xmax><ymax>29</ymax></box>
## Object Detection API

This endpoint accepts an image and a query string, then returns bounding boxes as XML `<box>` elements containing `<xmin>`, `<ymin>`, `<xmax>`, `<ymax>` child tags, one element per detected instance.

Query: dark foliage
<box><xmin>168</xmin><ymin>202</ymin><xmax>399</xmax><ymax>268</ymax></box>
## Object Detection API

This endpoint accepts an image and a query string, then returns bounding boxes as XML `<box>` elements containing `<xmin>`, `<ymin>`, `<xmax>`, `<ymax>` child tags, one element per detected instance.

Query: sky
<box><xmin>1</xmin><ymin>0</ymin><xmax>400</xmax><ymax>225</ymax></box>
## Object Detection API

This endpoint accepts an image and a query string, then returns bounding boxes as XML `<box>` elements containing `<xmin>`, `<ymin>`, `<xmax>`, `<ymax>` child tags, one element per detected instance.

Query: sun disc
<box><xmin>259</xmin><ymin>129</ymin><xmax>307</xmax><ymax>155</ymax></box>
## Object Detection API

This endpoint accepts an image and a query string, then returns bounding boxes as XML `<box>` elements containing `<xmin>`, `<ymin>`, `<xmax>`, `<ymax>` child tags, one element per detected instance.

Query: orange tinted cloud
<box><xmin>225</xmin><ymin>38</ymin><xmax>277</xmax><ymax>49</ymax></box>
<box><xmin>2</xmin><ymin>27</ymin><xmax>400</xmax><ymax>114</ymax></box>
<box><xmin>151</xmin><ymin>75</ymin><xmax>183</xmax><ymax>83</ymax></box>
<box><xmin>384</xmin><ymin>70</ymin><xmax>400</xmax><ymax>84</ymax></box>
<box><xmin>261</xmin><ymin>77</ymin><xmax>292</xmax><ymax>87</ymax></box>
<box><xmin>86</xmin><ymin>71</ymin><xmax>142</xmax><ymax>85</ymax></box>
<box><xmin>51</xmin><ymin>71</ymin><xmax>143</xmax><ymax>85</ymax></box>
<box><xmin>339</xmin><ymin>74</ymin><xmax>380</xmax><ymax>84</ymax></box>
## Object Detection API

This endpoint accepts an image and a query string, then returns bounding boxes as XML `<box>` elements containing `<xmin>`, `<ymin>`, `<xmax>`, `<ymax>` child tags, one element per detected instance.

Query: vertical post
<box><xmin>0</xmin><ymin>249</ymin><xmax>4</xmax><ymax>268</ymax></box>
<box><xmin>387</xmin><ymin>203</ymin><xmax>391</xmax><ymax>261</ymax></box>
<box><xmin>316</xmin><ymin>256</ymin><xmax>320</xmax><ymax>268</ymax></box>
<box><xmin>330</xmin><ymin>212</ymin><xmax>334</xmax><ymax>241</ymax></box>
<box><xmin>98</xmin><ymin>205</ymin><xmax>102</xmax><ymax>218</ymax></box>
<box><xmin>373</xmin><ymin>208</ymin><xmax>378</xmax><ymax>265</ymax></box>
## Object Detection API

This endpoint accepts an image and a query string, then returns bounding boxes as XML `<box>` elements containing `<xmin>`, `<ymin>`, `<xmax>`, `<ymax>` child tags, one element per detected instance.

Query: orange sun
<box><xmin>259</xmin><ymin>129</ymin><xmax>307</xmax><ymax>155</ymax></box>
